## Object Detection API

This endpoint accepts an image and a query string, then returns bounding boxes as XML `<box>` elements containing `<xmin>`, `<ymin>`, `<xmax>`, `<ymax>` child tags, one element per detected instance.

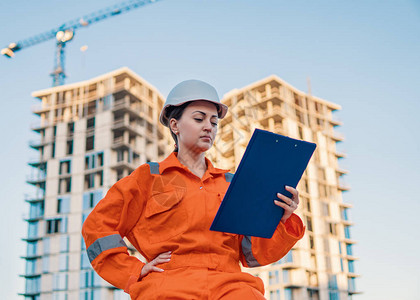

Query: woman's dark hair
<box><xmin>166</xmin><ymin>102</ymin><xmax>192</xmax><ymax>152</ymax></box>
<box><xmin>166</xmin><ymin>101</ymin><xmax>220</xmax><ymax>152</ymax></box>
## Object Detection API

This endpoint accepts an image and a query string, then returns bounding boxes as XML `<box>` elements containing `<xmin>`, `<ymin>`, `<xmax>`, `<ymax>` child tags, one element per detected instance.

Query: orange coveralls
<box><xmin>82</xmin><ymin>152</ymin><xmax>305</xmax><ymax>299</ymax></box>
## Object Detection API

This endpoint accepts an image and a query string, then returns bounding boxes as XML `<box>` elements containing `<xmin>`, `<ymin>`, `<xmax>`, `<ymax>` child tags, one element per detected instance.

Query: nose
<box><xmin>203</xmin><ymin>120</ymin><xmax>213</xmax><ymax>132</ymax></box>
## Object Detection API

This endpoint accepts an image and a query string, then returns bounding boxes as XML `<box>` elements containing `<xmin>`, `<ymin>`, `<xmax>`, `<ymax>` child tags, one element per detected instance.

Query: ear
<box><xmin>169</xmin><ymin>118</ymin><xmax>179</xmax><ymax>135</ymax></box>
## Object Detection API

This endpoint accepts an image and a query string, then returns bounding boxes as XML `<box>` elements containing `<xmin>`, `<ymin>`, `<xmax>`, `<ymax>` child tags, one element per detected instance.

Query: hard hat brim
<box><xmin>159</xmin><ymin>99</ymin><xmax>228</xmax><ymax>127</ymax></box>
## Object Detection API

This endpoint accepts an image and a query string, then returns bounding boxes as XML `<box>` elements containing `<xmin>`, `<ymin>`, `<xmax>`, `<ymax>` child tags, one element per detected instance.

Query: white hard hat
<box><xmin>159</xmin><ymin>79</ymin><xmax>228</xmax><ymax>127</ymax></box>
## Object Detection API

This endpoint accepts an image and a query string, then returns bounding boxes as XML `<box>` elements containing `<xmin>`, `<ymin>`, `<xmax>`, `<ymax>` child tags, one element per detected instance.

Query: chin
<box><xmin>196</xmin><ymin>142</ymin><xmax>213</xmax><ymax>153</ymax></box>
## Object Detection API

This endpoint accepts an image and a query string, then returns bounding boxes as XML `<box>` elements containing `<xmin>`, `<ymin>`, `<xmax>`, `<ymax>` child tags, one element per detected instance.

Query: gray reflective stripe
<box><xmin>147</xmin><ymin>162</ymin><xmax>160</xmax><ymax>174</ymax></box>
<box><xmin>87</xmin><ymin>234</ymin><xmax>127</xmax><ymax>263</ymax></box>
<box><xmin>225</xmin><ymin>172</ymin><xmax>234</xmax><ymax>182</ymax></box>
<box><xmin>241</xmin><ymin>235</ymin><xmax>261</xmax><ymax>267</ymax></box>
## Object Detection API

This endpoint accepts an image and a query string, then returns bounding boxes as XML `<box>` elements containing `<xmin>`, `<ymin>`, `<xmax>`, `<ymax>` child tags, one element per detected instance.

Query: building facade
<box><xmin>22</xmin><ymin>69</ymin><xmax>358</xmax><ymax>299</ymax></box>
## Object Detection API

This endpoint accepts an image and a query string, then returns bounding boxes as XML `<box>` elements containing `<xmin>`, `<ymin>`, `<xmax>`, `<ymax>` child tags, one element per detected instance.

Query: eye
<box><xmin>211</xmin><ymin>122</ymin><xmax>218</xmax><ymax>126</ymax></box>
<box><xmin>194</xmin><ymin>118</ymin><xmax>203</xmax><ymax>122</ymax></box>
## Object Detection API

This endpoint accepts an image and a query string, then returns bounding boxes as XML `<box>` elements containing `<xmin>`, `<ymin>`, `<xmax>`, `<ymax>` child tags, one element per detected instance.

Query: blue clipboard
<box><xmin>210</xmin><ymin>128</ymin><xmax>316</xmax><ymax>238</ymax></box>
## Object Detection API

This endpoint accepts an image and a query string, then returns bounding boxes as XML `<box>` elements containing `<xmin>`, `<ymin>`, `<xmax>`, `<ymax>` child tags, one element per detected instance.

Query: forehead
<box><xmin>185</xmin><ymin>100</ymin><xmax>218</xmax><ymax>115</ymax></box>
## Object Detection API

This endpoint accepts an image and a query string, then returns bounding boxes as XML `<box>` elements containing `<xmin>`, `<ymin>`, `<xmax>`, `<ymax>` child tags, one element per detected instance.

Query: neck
<box><xmin>176</xmin><ymin>147</ymin><xmax>207</xmax><ymax>177</ymax></box>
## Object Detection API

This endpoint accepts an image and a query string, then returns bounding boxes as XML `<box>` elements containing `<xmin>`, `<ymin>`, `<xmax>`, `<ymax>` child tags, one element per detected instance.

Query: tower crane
<box><xmin>1</xmin><ymin>0</ymin><xmax>161</xmax><ymax>86</ymax></box>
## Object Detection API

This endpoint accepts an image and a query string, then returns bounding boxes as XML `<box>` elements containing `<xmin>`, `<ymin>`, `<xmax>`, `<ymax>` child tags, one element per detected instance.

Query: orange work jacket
<box><xmin>82</xmin><ymin>152</ymin><xmax>305</xmax><ymax>293</ymax></box>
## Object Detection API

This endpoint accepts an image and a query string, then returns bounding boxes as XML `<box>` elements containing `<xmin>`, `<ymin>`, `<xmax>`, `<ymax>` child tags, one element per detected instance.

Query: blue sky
<box><xmin>1</xmin><ymin>0</ymin><xmax>419</xmax><ymax>299</ymax></box>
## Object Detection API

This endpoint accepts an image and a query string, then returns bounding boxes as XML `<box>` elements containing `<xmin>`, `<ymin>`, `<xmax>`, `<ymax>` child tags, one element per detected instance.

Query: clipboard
<box><xmin>210</xmin><ymin>128</ymin><xmax>316</xmax><ymax>238</ymax></box>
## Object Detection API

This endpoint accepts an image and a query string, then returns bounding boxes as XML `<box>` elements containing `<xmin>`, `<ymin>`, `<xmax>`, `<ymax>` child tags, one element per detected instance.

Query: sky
<box><xmin>1</xmin><ymin>0</ymin><xmax>419</xmax><ymax>299</ymax></box>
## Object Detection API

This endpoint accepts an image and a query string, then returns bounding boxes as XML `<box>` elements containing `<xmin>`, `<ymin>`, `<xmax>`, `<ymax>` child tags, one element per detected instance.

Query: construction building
<box><xmin>22</xmin><ymin>68</ymin><xmax>358</xmax><ymax>300</ymax></box>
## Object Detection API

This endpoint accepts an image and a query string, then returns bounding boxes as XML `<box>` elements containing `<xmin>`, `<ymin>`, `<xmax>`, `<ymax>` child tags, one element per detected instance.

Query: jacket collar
<box><xmin>159</xmin><ymin>152</ymin><xmax>230</xmax><ymax>176</ymax></box>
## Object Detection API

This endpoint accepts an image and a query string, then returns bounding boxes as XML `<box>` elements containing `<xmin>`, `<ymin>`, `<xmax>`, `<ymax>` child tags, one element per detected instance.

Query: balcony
<box><xmin>342</xmin><ymin>228</ymin><xmax>357</xmax><ymax>244</ymax></box>
<box><xmin>329</xmin><ymin>116</ymin><xmax>343</xmax><ymax>126</ymax></box>
<box><xmin>257</xmin><ymin>105</ymin><xmax>284</xmax><ymax>122</ymax></box>
<box><xmin>19</xmin><ymin>292</ymin><xmax>41</xmax><ymax>298</ymax></box>
<box><xmin>22</xmin><ymin>225</ymin><xmax>42</xmax><ymax>241</ymax></box>
<box><xmin>113</xmin><ymin>80</ymin><xmax>144</xmax><ymax>100</ymax></box>
<box><xmin>31</xmin><ymin>103</ymin><xmax>50</xmax><ymax>115</ymax></box>
<box><xmin>112</xmin><ymin>136</ymin><xmax>132</xmax><ymax>150</ymax></box>
<box><xmin>273</xmin><ymin>124</ymin><xmax>284</xmax><ymax>134</ymax></box>
<box><xmin>113</xmin><ymin>118</ymin><xmax>132</xmax><ymax>129</ymax></box>
<box><xmin>112</xmin><ymin>118</ymin><xmax>152</xmax><ymax>139</ymax></box>
<box><xmin>332</xmin><ymin>131</ymin><xmax>344</xmax><ymax>142</ymax></box>
<box><xmin>24</xmin><ymin>193</ymin><xmax>45</xmax><ymax>203</ymax></box>
<box><xmin>283</xmin><ymin>280</ymin><xmax>305</xmax><ymax>289</ymax></box>
<box><xmin>20</xmin><ymin>253</ymin><xmax>42</xmax><ymax>260</ymax></box>
<box><xmin>336</xmin><ymin>167</ymin><xmax>349</xmax><ymax>175</ymax></box>
<box><xmin>18</xmin><ymin>274</ymin><xmax>41</xmax><ymax>296</ymax></box>
<box><xmin>344</xmin><ymin>253</ymin><xmax>359</xmax><ymax>262</ymax></box>
<box><xmin>29</xmin><ymin>138</ymin><xmax>50</xmax><ymax>150</ymax></box>
<box><xmin>26</xmin><ymin>173</ymin><xmax>46</xmax><ymax>186</ymax></box>
<box><xmin>338</xmin><ymin>181</ymin><xmax>350</xmax><ymax>192</ymax></box>
<box><xmin>24</xmin><ymin>212</ymin><xmax>44</xmax><ymax>222</ymax></box>
<box><xmin>341</xmin><ymin>218</ymin><xmax>354</xmax><ymax>226</ymax></box>
<box><xmin>339</xmin><ymin>201</ymin><xmax>353</xmax><ymax>208</ymax></box>
<box><xmin>20</xmin><ymin>272</ymin><xmax>42</xmax><ymax>280</ymax></box>
<box><xmin>112</xmin><ymin>98</ymin><xmax>144</xmax><ymax>118</ymax></box>
<box><xmin>306</xmin><ymin>272</ymin><xmax>319</xmax><ymax>287</ymax></box>
<box><xmin>270</xmin><ymin>87</ymin><xmax>282</xmax><ymax>99</ymax></box>
<box><xmin>347</xmin><ymin>277</ymin><xmax>360</xmax><ymax>294</ymax></box>
<box><xmin>341</xmin><ymin>209</ymin><xmax>353</xmax><ymax>226</ymax></box>
<box><xmin>111</xmin><ymin>159</ymin><xmax>140</xmax><ymax>172</ymax></box>
<box><xmin>22</xmin><ymin>236</ymin><xmax>42</xmax><ymax>242</ymax></box>
<box><xmin>334</xmin><ymin>150</ymin><xmax>347</xmax><ymax>159</ymax></box>
<box><xmin>251</xmin><ymin>87</ymin><xmax>284</xmax><ymax>105</ymax></box>
<box><xmin>342</xmin><ymin>236</ymin><xmax>357</xmax><ymax>244</ymax></box>
<box><xmin>28</xmin><ymin>158</ymin><xmax>47</xmax><ymax>168</ymax></box>
<box><xmin>347</xmin><ymin>270</ymin><xmax>361</xmax><ymax>278</ymax></box>
<box><xmin>278</xmin><ymin>251</ymin><xmax>299</xmax><ymax>269</ymax></box>
<box><xmin>30</xmin><ymin>120</ymin><xmax>51</xmax><ymax>132</ymax></box>
<box><xmin>25</xmin><ymin>197</ymin><xmax>44</xmax><ymax>203</ymax></box>
<box><xmin>323</xmin><ymin>129</ymin><xmax>344</xmax><ymax>142</ymax></box>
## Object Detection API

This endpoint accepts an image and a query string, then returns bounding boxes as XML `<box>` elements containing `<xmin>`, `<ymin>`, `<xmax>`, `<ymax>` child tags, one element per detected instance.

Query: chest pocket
<box><xmin>145</xmin><ymin>183</ymin><xmax>188</xmax><ymax>244</ymax></box>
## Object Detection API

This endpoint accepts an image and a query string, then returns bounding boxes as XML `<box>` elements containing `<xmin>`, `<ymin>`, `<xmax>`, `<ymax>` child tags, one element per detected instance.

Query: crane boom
<box><xmin>1</xmin><ymin>0</ymin><xmax>161</xmax><ymax>86</ymax></box>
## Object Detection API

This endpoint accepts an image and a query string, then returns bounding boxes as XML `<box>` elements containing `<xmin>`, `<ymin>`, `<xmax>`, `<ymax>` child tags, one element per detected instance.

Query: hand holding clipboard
<box><xmin>275</xmin><ymin>186</ymin><xmax>300</xmax><ymax>224</ymax></box>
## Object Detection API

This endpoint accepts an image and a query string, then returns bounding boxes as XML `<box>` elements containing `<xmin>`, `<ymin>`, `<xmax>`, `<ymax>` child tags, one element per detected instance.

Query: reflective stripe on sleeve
<box><xmin>87</xmin><ymin>234</ymin><xmax>128</xmax><ymax>263</ymax></box>
<box><xmin>241</xmin><ymin>235</ymin><xmax>261</xmax><ymax>267</ymax></box>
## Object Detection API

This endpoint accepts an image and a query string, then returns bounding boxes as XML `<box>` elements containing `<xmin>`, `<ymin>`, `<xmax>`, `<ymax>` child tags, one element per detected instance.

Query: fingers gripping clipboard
<box><xmin>210</xmin><ymin>128</ymin><xmax>316</xmax><ymax>238</ymax></box>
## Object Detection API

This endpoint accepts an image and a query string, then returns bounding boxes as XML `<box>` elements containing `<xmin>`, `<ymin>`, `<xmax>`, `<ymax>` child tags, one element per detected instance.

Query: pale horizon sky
<box><xmin>1</xmin><ymin>1</ymin><xmax>419</xmax><ymax>299</ymax></box>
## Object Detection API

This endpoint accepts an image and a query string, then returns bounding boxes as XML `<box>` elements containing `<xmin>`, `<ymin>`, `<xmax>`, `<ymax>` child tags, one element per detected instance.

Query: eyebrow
<box><xmin>192</xmin><ymin>110</ymin><xmax>218</xmax><ymax>118</ymax></box>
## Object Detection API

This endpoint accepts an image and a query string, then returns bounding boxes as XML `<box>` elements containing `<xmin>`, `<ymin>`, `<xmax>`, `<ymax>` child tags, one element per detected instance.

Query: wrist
<box><xmin>280</xmin><ymin>214</ymin><xmax>290</xmax><ymax>224</ymax></box>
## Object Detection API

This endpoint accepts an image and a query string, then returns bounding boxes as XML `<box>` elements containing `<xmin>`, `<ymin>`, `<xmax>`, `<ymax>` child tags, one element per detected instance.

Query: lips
<box><xmin>200</xmin><ymin>136</ymin><xmax>211</xmax><ymax>141</ymax></box>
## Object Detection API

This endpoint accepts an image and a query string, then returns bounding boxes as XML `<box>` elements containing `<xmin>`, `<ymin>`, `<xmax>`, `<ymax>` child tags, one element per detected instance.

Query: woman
<box><xmin>82</xmin><ymin>79</ymin><xmax>305</xmax><ymax>299</ymax></box>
